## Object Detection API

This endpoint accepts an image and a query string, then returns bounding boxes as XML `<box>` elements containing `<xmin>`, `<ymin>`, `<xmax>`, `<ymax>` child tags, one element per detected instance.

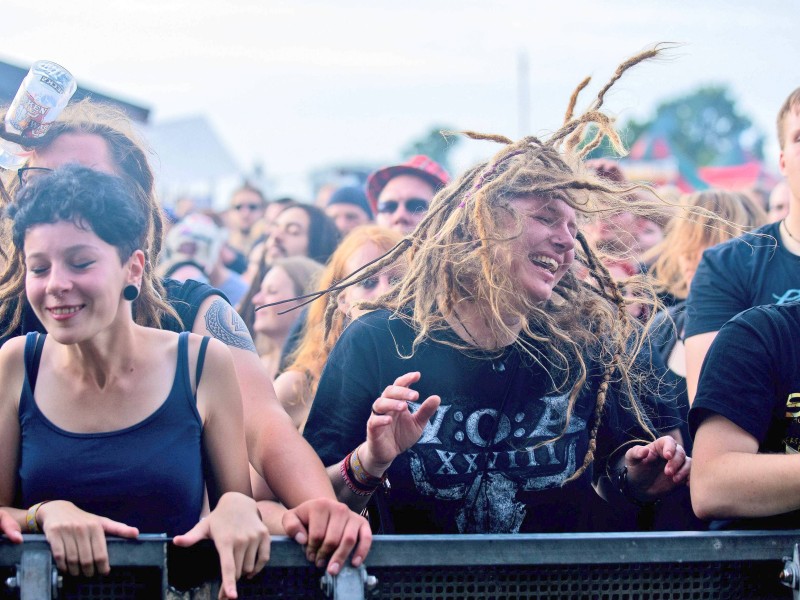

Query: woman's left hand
<box><xmin>173</xmin><ymin>492</ymin><xmax>270</xmax><ymax>600</ymax></box>
<box><xmin>623</xmin><ymin>435</ymin><xmax>690</xmax><ymax>501</ymax></box>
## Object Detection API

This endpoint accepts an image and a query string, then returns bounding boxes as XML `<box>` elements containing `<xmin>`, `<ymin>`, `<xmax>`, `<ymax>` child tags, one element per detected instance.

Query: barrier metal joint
<box><xmin>4</xmin><ymin>548</ymin><xmax>62</xmax><ymax>599</ymax></box>
<box><xmin>320</xmin><ymin>564</ymin><xmax>377</xmax><ymax>599</ymax></box>
<box><xmin>780</xmin><ymin>543</ymin><xmax>800</xmax><ymax>600</ymax></box>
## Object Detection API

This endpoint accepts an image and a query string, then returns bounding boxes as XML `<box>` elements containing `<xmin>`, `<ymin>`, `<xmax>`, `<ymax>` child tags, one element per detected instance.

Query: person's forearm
<box><xmin>0</xmin><ymin>507</ymin><xmax>26</xmax><ymax>531</ymax></box>
<box><xmin>256</xmin><ymin>500</ymin><xmax>287</xmax><ymax>534</ymax></box>
<box><xmin>253</xmin><ymin>402</ymin><xmax>336</xmax><ymax>506</ymax></box>
<box><xmin>692</xmin><ymin>451</ymin><xmax>800</xmax><ymax>519</ymax></box>
<box><xmin>327</xmin><ymin>463</ymin><xmax>374</xmax><ymax>513</ymax></box>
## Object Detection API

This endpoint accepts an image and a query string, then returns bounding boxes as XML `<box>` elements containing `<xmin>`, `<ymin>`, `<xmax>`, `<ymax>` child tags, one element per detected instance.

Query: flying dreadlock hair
<box><xmin>309</xmin><ymin>46</ymin><xmax>678</xmax><ymax>483</ymax></box>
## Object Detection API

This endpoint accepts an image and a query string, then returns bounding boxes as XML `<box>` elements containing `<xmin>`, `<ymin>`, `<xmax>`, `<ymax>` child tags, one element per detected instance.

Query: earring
<box><xmin>123</xmin><ymin>284</ymin><xmax>139</xmax><ymax>301</ymax></box>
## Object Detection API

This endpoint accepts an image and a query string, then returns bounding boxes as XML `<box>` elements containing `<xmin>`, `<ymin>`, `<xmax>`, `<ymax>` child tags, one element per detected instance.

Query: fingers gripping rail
<box><xmin>2</xmin><ymin>532</ymin><xmax>800</xmax><ymax>599</ymax></box>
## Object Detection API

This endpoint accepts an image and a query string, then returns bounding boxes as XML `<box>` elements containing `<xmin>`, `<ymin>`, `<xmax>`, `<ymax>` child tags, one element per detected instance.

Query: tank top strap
<box><xmin>196</xmin><ymin>336</ymin><xmax>210</xmax><ymax>385</ymax></box>
<box><xmin>23</xmin><ymin>332</ymin><xmax>46</xmax><ymax>392</ymax></box>
<box><xmin>175</xmin><ymin>332</ymin><xmax>211</xmax><ymax>423</ymax></box>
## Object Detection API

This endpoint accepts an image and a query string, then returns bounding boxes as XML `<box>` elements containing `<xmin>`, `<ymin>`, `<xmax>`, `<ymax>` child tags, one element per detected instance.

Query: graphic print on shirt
<box><xmin>407</xmin><ymin>391</ymin><xmax>585</xmax><ymax>533</ymax></box>
<box><xmin>784</xmin><ymin>392</ymin><xmax>800</xmax><ymax>453</ymax></box>
<box><xmin>773</xmin><ymin>289</ymin><xmax>800</xmax><ymax>305</ymax></box>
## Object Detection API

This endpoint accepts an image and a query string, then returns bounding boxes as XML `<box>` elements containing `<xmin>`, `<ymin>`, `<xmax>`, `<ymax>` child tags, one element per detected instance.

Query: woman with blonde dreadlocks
<box><xmin>303</xmin><ymin>49</ymin><xmax>690</xmax><ymax>534</ymax></box>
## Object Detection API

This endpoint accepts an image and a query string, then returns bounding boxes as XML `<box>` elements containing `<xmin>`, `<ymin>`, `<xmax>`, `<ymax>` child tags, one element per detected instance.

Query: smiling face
<box><xmin>264</xmin><ymin>207</ymin><xmax>310</xmax><ymax>265</ymax></box>
<box><xmin>24</xmin><ymin>221</ymin><xmax>142</xmax><ymax>345</ymax></box>
<box><xmin>506</xmin><ymin>195</ymin><xmax>577</xmax><ymax>304</ymax></box>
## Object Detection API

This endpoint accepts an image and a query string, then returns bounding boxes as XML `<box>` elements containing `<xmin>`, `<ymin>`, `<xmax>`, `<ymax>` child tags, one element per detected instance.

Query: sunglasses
<box><xmin>17</xmin><ymin>166</ymin><xmax>54</xmax><ymax>188</ymax></box>
<box><xmin>233</xmin><ymin>203</ymin><xmax>264</xmax><ymax>212</ymax></box>
<box><xmin>376</xmin><ymin>198</ymin><xmax>429</xmax><ymax>215</ymax></box>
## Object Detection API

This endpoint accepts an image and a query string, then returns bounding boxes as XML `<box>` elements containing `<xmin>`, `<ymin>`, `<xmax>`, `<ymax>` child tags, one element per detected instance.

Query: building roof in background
<box><xmin>0</xmin><ymin>59</ymin><xmax>150</xmax><ymax>123</ymax></box>
<box><xmin>140</xmin><ymin>116</ymin><xmax>240</xmax><ymax>186</ymax></box>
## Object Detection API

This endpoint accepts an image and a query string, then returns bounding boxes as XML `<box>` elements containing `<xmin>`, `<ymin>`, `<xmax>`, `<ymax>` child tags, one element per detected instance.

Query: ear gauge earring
<box><xmin>123</xmin><ymin>284</ymin><xmax>139</xmax><ymax>301</ymax></box>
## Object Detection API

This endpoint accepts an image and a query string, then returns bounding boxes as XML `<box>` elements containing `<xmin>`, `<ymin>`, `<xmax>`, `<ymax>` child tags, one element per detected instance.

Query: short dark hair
<box><xmin>9</xmin><ymin>165</ymin><xmax>146</xmax><ymax>262</ymax></box>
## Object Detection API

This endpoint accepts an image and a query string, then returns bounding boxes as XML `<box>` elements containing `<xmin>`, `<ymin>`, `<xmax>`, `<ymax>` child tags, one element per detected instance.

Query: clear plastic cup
<box><xmin>0</xmin><ymin>60</ymin><xmax>77</xmax><ymax>169</ymax></box>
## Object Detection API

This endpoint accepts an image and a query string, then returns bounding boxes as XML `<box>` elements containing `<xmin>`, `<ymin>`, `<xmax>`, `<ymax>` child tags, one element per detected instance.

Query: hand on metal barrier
<box><xmin>621</xmin><ymin>435</ymin><xmax>691</xmax><ymax>502</ymax></box>
<box><xmin>173</xmin><ymin>491</ymin><xmax>270</xmax><ymax>599</ymax></box>
<box><xmin>36</xmin><ymin>500</ymin><xmax>140</xmax><ymax>577</ymax></box>
<box><xmin>0</xmin><ymin>509</ymin><xmax>22</xmax><ymax>544</ymax></box>
<box><xmin>282</xmin><ymin>498</ymin><xmax>372</xmax><ymax>576</ymax></box>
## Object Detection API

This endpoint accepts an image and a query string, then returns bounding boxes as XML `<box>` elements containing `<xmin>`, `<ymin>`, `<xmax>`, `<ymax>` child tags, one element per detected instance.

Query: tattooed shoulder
<box><xmin>203</xmin><ymin>298</ymin><xmax>257</xmax><ymax>353</ymax></box>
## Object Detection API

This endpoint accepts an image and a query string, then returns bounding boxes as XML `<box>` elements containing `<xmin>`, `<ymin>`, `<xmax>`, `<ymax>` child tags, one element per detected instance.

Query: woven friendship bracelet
<box><xmin>351</xmin><ymin>445</ymin><xmax>387</xmax><ymax>487</ymax></box>
<box><xmin>340</xmin><ymin>452</ymin><xmax>376</xmax><ymax>497</ymax></box>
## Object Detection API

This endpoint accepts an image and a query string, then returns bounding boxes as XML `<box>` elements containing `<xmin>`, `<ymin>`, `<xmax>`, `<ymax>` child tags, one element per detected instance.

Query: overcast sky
<box><xmin>2</xmin><ymin>0</ymin><xmax>798</xmax><ymax>199</ymax></box>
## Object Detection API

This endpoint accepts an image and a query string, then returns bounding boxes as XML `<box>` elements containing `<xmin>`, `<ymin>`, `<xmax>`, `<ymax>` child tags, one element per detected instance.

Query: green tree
<box><xmin>584</xmin><ymin>85</ymin><xmax>764</xmax><ymax>166</ymax></box>
<box><xmin>403</xmin><ymin>126</ymin><xmax>461</xmax><ymax>173</ymax></box>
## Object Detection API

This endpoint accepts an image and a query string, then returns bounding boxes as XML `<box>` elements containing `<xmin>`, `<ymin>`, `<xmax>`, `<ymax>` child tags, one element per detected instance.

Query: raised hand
<box><xmin>360</xmin><ymin>371</ymin><xmax>441</xmax><ymax>474</ymax></box>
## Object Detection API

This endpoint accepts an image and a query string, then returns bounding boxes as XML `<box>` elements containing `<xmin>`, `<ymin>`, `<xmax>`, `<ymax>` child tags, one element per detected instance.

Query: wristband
<box><xmin>340</xmin><ymin>452</ymin><xmax>376</xmax><ymax>496</ymax></box>
<box><xmin>615</xmin><ymin>466</ymin><xmax>658</xmax><ymax>508</ymax></box>
<box><xmin>26</xmin><ymin>501</ymin><xmax>52</xmax><ymax>533</ymax></box>
<box><xmin>351</xmin><ymin>445</ymin><xmax>388</xmax><ymax>487</ymax></box>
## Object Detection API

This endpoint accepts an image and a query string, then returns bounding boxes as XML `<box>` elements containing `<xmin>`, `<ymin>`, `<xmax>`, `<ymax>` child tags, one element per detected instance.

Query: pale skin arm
<box><xmin>0</xmin><ymin>510</ymin><xmax>22</xmax><ymax>543</ymax></box>
<box><xmin>691</xmin><ymin>414</ymin><xmax>800</xmax><ymax>520</ymax></box>
<box><xmin>273</xmin><ymin>369</ymin><xmax>311</xmax><ymax>431</ymax></box>
<box><xmin>191</xmin><ymin>296</ymin><xmax>371</xmax><ymax>573</ymax></box>
<box><xmin>172</xmin><ymin>337</ymin><xmax>269</xmax><ymax>600</ymax></box>
<box><xmin>325</xmin><ymin>372</ymin><xmax>441</xmax><ymax>514</ymax></box>
<box><xmin>618</xmin><ymin>435</ymin><xmax>691</xmax><ymax>500</ymax></box>
<box><xmin>684</xmin><ymin>332</ymin><xmax>718</xmax><ymax>405</ymax></box>
<box><xmin>0</xmin><ymin>338</ymin><xmax>139</xmax><ymax>578</ymax></box>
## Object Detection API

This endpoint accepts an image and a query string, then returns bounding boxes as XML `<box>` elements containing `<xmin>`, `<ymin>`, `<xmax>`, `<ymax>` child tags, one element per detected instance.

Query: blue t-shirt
<box><xmin>685</xmin><ymin>222</ymin><xmax>800</xmax><ymax>338</ymax></box>
<box><xmin>18</xmin><ymin>331</ymin><xmax>206</xmax><ymax>536</ymax></box>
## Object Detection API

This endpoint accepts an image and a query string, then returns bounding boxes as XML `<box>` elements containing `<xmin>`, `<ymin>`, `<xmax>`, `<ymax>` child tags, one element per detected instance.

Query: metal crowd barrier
<box><xmin>2</xmin><ymin>531</ymin><xmax>800</xmax><ymax>599</ymax></box>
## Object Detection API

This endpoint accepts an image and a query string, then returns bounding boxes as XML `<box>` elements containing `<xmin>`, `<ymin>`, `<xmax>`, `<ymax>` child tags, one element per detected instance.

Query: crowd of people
<box><xmin>0</xmin><ymin>47</ymin><xmax>798</xmax><ymax>597</ymax></box>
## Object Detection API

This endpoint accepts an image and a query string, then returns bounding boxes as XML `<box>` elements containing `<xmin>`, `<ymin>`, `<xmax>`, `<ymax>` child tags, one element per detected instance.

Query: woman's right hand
<box><xmin>0</xmin><ymin>509</ymin><xmax>22</xmax><ymax>543</ymax></box>
<box><xmin>359</xmin><ymin>371</ymin><xmax>441</xmax><ymax>475</ymax></box>
<box><xmin>37</xmin><ymin>500</ymin><xmax>139</xmax><ymax>577</ymax></box>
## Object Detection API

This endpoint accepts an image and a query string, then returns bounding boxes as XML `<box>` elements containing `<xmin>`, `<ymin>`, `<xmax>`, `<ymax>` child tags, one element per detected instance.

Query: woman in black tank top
<box><xmin>0</xmin><ymin>166</ymin><xmax>269</xmax><ymax>599</ymax></box>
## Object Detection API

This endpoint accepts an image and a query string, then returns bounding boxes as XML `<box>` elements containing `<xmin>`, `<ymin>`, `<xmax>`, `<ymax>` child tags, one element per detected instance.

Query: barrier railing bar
<box><xmin>3</xmin><ymin>531</ymin><xmax>799</xmax><ymax>569</ymax></box>
<box><xmin>360</xmin><ymin>531</ymin><xmax>800</xmax><ymax>566</ymax></box>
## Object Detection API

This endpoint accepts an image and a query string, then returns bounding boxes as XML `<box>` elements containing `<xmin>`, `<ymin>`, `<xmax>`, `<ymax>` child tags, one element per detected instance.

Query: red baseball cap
<box><xmin>366</xmin><ymin>155</ymin><xmax>450</xmax><ymax>213</ymax></box>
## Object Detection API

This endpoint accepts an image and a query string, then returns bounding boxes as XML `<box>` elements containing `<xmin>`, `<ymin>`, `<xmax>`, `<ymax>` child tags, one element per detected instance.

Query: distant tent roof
<box><xmin>140</xmin><ymin>116</ymin><xmax>240</xmax><ymax>186</ymax></box>
<box><xmin>697</xmin><ymin>161</ymin><xmax>780</xmax><ymax>191</ymax></box>
<box><xmin>0</xmin><ymin>59</ymin><xmax>150</xmax><ymax>123</ymax></box>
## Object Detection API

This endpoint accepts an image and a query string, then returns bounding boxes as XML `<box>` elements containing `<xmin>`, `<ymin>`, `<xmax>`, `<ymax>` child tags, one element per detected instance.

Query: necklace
<box><xmin>453</xmin><ymin>311</ymin><xmax>480</xmax><ymax>347</ymax></box>
<box><xmin>782</xmin><ymin>218</ymin><xmax>800</xmax><ymax>244</ymax></box>
<box><xmin>452</xmin><ymin>311</ymin><xmax>507</xmax><ymax>372</ymax></box>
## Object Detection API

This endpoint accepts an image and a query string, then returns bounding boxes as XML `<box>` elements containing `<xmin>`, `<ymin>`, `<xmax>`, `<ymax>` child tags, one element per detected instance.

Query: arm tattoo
<box><xmin>203</xmin><ymin>298</ymin><xmax>258</xmax><ymax>353</ymax></box>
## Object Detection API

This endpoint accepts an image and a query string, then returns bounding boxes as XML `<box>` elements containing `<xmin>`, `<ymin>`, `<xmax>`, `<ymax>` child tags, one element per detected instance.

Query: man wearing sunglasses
<box><xmin>366</xmin><ymin>155</ymin><xmax>449</xmax><ymax>234</ymax></box>
<box><xmin>227</xmin><ymin>183</ymin><xmax>268</xmax><ymax>255</ymax></box>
